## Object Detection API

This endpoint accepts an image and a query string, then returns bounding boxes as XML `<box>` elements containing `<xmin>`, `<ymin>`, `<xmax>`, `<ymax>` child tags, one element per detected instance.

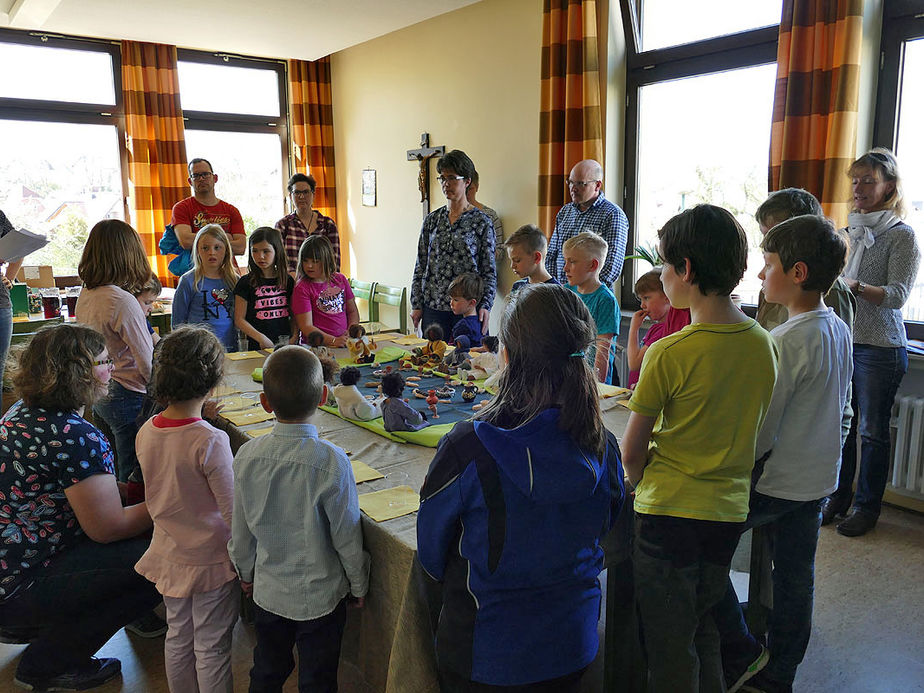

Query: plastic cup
<box><xmin>41</xmin><ymin>289</ymin><xmax>61</xmax><ymax>319</ymax></box>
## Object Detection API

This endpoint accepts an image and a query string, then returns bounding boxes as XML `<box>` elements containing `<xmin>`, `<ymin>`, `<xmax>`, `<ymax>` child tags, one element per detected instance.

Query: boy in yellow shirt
<box><xmin>622</xmin><ymin>204</ymin><xmax>778</xmax><ymax>692</ymax></box>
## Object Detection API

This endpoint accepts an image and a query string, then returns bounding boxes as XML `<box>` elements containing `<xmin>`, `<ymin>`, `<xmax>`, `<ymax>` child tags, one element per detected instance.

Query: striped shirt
<box><xmin>275</xmin><ymin>211</ymin><xmax>341</xmax><ymax>274</ymax></box>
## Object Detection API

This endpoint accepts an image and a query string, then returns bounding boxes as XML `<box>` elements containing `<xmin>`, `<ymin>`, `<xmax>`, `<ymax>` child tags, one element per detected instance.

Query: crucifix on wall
<box><xmin>406</xmin><ymin>132</ymin><xmax>445</xmax><ymax>219</ymax></box>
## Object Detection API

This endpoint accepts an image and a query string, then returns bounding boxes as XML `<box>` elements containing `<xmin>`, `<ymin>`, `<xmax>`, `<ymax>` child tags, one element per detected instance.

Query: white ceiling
<box><xmin>0</xmin><ymin>0</ymin><xmax>481</xmax><ymax>61</ymax></box>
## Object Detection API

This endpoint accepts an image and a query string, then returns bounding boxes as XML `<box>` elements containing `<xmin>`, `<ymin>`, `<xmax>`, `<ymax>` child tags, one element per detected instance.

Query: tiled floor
<box><xmin>1</xmin><ymin>505</ymin><xmax>922</xmax><ymax>692</ymax></box>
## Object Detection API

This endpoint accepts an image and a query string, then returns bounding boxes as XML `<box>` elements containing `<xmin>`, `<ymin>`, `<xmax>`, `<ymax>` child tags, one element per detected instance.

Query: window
<box><xmin>0</xmin><ymin>30</ymin><xmax>125</xmax><ymax>276</ymax></box>
<box><xmin>177</xmin><ymin>51</ymin><xmax>289</xmax><ymax>262</ymax></box>
<box><xmin>874</xmin><ymin>2</ymin><xmax>924</xmax><ymax>327</ymax></box>
<box><xmin>619</xmin><ymin>2</ymin><xmax>780</xmax><ymax>309</ymax></box>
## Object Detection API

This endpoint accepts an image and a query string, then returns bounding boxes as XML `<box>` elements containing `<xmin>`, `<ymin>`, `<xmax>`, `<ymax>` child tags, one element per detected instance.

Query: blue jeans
<box><xmin>714</xmin><ymin>492</ymin><xmax>822</xmax><ymax>687</ymax></box>
<box><xmin>834</xmin><ymin>344</ymin><xmax>907</xmax><ymax>517</ymax></box>
<box><xmin>0</xmin><ymin>306</ymin><xmax>11</xmax><ymax>394</ymax></box>
<box><xmin>0</xmin><ymin>536</ymin><xmax>159</xmax><ymax>678</ymax></box>
<box><xmin>93</xmin><ymin>380</ymin><xmax>146</xmax><ymax>482</ymax></box>
<box><xmin>634</xmin><ymin>514</ymin><xmax>742</xmax><ymax>693</ymax></box>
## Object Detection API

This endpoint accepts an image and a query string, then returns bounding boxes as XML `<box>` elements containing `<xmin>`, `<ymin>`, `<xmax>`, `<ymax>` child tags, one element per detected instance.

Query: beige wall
<box><xmin>331</xmin><ymin>0</ymin><xmax>542</xmax><ymax>332</ymax></box>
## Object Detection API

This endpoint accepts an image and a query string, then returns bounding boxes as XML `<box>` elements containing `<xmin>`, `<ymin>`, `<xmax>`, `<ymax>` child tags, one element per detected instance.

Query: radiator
<box><xmin>890</xmin><ymin>395</ymin><xmax>924</xmax><ymax>496</ymax></box>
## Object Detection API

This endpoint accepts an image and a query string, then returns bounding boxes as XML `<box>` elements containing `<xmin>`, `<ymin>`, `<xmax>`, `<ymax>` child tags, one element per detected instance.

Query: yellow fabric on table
<box><xmin>597</xmin><ymin>382</ymin><xmax>631</xmax><ymax>400</ymax></box>
<box><xmin>227</xmin><ymin>351</ymin><xmax>265</xmax><ymax>361</ymax></box>
<box><xmin>216</xmin><ymin>395</ymin><xmax>259</xmax><ymax>413</ymax></box>
<box><xmin>391</xmin><ymin>335</ymin><xmax>428</xmax><ymax>347</ymax></box>
<box><xmin>222</xmin><ymin>409</ymin><xmax>274</xmax><ymax>426</ymax></box>
<box><xmin>351</xmin><ymin>459</ymin><xmax>384</xmax><ymax>484</ymax></box>
<box><xmin>245</xmin><ymin>425</ymin><xmax>274</xmax><ymax>438</ymax></box>
<box><xmin>359</xmin><ymin>486</ymin><xmax>419</xmax><ymax>521</ymax></box>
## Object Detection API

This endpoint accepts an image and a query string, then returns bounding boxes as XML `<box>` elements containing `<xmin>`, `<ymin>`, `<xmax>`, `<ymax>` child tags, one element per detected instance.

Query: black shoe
<box><xmin>740</xmin><ymin>669</ymin><xmax>793</xmax><ymax>693</ymax></box>
<box><xmin>820</xmin><ymin>496</ymin><xmax>848</xmax><ymax>526</ymax></box>
<box><xmin>725</xmin><ymin>643</ymin><xmax>769</xmax><ymax>692</ymax></box>
<box><xmin>124</xmin><ymin>611</ymin><xmax>167</xmax><ymax>638</ymax></box>
<box><xmin>0</xmin><ymin>625</ymin><xmax>41</xmax><ymax>644</ymax></box>
<box><xmin>14</xmin><ymin>657</ymin><xmax>121</xmax><ymax>691</ymax></box>
<box><xmin>836</xmin><ymin>509</ymin><xmax>877</xmax><ymax>537</ymax></box>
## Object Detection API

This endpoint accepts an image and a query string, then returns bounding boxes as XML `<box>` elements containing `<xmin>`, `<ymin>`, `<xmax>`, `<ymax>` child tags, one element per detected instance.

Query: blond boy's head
<box><xmin>505</xmin><ymin>225</ymin><xmax>547</xmax><ymax>279</ymax></box>
<box><xmin>262</xmin><ymin>346</ymin><xmax>324</xmax><ymax>422</ymax></box>
<box><xmin>563</xmin><ymin>231</ymin><xmax>607</xmax><ymax>287</ymax></box>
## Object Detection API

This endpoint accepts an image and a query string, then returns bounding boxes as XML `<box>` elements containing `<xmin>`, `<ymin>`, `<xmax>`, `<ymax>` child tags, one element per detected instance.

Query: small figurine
<box><xmin>318</xmin><ymin>354</ymin><xmax>340</xmax><ymax>407</ymax></box>
<box><xmin>442</xmin><ymin>335</ymin><xmax>471</xmax><ymax>375</ymax></box>
<box><xmin>347</xmin><ymin>323</ymin><xmax>376</xmax><ymax>364</ymax></box>
<box><xmin>380</xmin><ymin>372</ymin><xmax>430</xmax><ymax>432</ymax></box>
<box><xmin>334</xmin><ymin>366</ymin><xmax>382</xmax><ymax>421</ymax></box>
<box><xmin>426</xmin><ymin>389</ymin><xmax>439</xmax><ymax>418</ymax></box>
<box><xmin>420</xmin><ymin>323</ymin><xmax>448</xmax><ymax>365</ymax></box>
<box><xmin>468</xmin><ymin>335</ymin><xmax>500</xmax><ymax>380</ymax></box>
<box><xmin>462</xmin><ymin>382</ymin><xmax>477</xmax><ymax>402</ymax></box>
<box><xmin>306</xmin><ymin>330</ymin><xmax>330</xmax><ymax>360</ymax></box>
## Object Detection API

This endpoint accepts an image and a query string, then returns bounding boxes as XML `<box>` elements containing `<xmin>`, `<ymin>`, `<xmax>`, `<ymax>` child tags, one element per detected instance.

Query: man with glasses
<box><xmin>545</xmin><ymin>159</ymin><xmax>629</xmax><ymax>288</ymax></box>
<box><xmin>171</xmin><ymin>157</ymin><xmax>246</xmax><ymax>257</ymax></box>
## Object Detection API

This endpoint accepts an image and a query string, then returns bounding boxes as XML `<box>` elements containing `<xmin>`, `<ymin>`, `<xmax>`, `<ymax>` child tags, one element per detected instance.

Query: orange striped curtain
<box><xmin>538</xmin><ymin>0</ymin><xmax>603</xmax><ymax>238</ymax></box>
<box><xmin>121</xmin><ymin>41</ymin><xmax>189</xmax><ymax>286</ymax></box>
<box><xmin>289</xmin><ymin>58</ymin><xmax>337</xmax><ymax>223</ymax></box>
<box><xmin>770</xmin><ymin>0</ymin><xmax>863</xmax><ymax>228</ymax></box>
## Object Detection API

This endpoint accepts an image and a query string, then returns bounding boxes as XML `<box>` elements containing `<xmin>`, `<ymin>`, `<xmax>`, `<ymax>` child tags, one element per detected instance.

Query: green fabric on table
<box><xmin>336</xmin><ymin>345</ymin><xmax>409</xmax><ymax>368</ymax></box>
<box><xmin>319</xmin><ymin>403</ymin><xmax>457</xmax><ymax>448</ymax></box>
<box><xmin>251</xmin><ymin>367</ymin><xmax>263</xmax><ymax>382</ymax></box>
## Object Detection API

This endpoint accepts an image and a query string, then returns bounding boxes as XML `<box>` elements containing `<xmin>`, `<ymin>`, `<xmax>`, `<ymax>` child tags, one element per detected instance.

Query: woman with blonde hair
<box><xmin>76</xmin><ymin>219</ymin><xmax>155</xmax><ymax>483</ymax></box>
<box><xmin>824</xmin><ymin>148</ymin><xmax>921</xmax><ymax>536</ymax></box>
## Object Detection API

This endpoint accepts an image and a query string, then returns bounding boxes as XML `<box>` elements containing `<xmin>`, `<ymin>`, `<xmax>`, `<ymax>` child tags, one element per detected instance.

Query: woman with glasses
<box><xmin>0</xmin><ymin>323</ymin><xmax>159</xmax><ymax>692</ymax></box>
<box><xmin>411</xmin><ymin>149</ymin><xmax>497</xmax><ymax>338</ymax></box>
<box><xmin>823</xmin><ymin>148</ymin><xmax>921</xmax><ymax>537</ymax></box>
<box><xmin>275</xmin><ymin>173</ymin><xmax>341</xmax><ymax>275</ymax></box>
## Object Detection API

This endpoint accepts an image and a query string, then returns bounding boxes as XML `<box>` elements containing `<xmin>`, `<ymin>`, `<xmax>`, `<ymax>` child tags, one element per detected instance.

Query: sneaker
<box><xmin>14</xmin><ymin>657</ymin><xmax>121</xmax><ymax>691</ymax></box>
<box><xmin>0</xmin><ymin>626</ymin><xmax>40</xmax><ymax>644</ymax></box>
<box><xmin>726</xmin><ymin>644</ymin><xmax>769</xmax><ymax>693</ymax></box>
<box><xmin>836</xmin><ymin>509</ymin><xmax>877</xmax><ymax>537</ymax></box>
<box><xmin>123</xmin><ymin>611</ymin><xmax>167</xmax><ymax>638</ymax></box>
<box><xmin>820</xmin><ymin>496</ymin><xmax>848</xmax><ymax>526</ymax></box>
<box><xmin>740</xmin><ymin>669</ymin><xmax>793</xmax><ymax>693</ymax></box>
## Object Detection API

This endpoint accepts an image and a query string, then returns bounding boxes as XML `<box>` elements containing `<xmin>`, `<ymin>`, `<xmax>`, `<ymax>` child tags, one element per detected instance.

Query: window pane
<box><xmin>0</xmin><ymin>120</ymin><xmax>123</xmax><ymax>275</ymax></box>
<box><xmin>178</xmin><ymin>62</ymin><xmax>280</xmax><ymax>117</ymax></box>
<box><xmin>0</xmin><ymin>42</ymin><xmax>115</xmax><ymax>104</ymax></box>
<box><xmin>634</xmin><ymin>63</ymin><xmax>776</xmax><ymax>304</ymax></box>
<box><xmin>640</xmin><ymin>1</ymin><xmax>781</xmax><ymax>51</ymax></box>
<box><xmin>897</xmin><ymin>37</ymin><xmax>924</xmax><ymax>322</ymax></box>
<box><xmin>183</xmin><ymin>130</ymin><xmax>284</xmax><ymax>249</ymax></box>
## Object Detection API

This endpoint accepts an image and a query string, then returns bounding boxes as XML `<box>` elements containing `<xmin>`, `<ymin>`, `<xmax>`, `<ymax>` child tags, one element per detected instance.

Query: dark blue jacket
<box><xmin>417</xmin><ymin>409</ymin><xmax>624</xmax><ymax>685</ymax></box>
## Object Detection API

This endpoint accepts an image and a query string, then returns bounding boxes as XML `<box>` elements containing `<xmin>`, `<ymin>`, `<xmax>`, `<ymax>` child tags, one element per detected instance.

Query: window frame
<box><xmin>618</xmin><ymin>1</ymin><xmax>779</xmax><ymax>311</ymax></box>
<box><xmin>0</xmin><ymin>27</ymin><xmax>130</xmax><ymax>222</ymax></box>
<box><xmin>873</xmin><ymin>0</ymin><xmax>924</xmax><ymax>339</ymax></box>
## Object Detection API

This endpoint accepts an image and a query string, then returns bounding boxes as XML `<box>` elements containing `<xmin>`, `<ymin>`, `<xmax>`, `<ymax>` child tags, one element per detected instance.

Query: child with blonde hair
<box><xmin>134</xmin><ymin>326</ymin><xmax>238</xmax><ymax>693</ymax></box>
<box><xmin>172</xmin><ymin>224</ymin><xmax>239</xmax><ymax>351</ymax></box>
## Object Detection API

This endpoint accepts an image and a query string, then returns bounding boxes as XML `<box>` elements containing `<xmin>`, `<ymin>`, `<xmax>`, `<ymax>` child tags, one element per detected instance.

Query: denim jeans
<box><xmin>713</xmin><ymin>492</ymin><xmax>823</xmax><ymax>687</ymax></box>
<box><xmin>249</xmin><ymin>599</ymin><xmax>346</xmax><ymax>693</ymax></box>
<box><xmin>0</xmin><ymin>306</ymin><xmax>11</xmax><ymax>392</ymax></box>
<box><xmin>634</xmin><ymin>514</ymin><xmax>742</xmax><ymax>693</ymax></box>
<box><xmin>0</xmin><ymin>536</ymin><xmax>159</xmax><ymax>678</ymax></box>
<box><xmin>834</xmin><ymin>344</ymin><xmax>907</xmax><ymax>517</ymax></box>
<box><xmin>93</xmin><ymin>380</ymin><xmax>146</xmax><ymax>482</ymax></box>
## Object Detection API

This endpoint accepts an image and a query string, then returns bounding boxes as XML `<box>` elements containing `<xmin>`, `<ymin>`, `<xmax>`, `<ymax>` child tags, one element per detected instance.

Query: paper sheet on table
<box><xmin>227</xmin><ymin>351</ymin><xmax>265</xmax><ymax>361</ymax></box>
<box><xmin>351</xmin><ymin>459</ymin><xmax>385</xmax><ymax>484</ymax></box>
<box><xmin>375</xmin><ymin>332</ymin><xmax>403</xmax><ymax>341</ymax></box>
<box><xmin>222</xmin><ymin>409</ymin><xmax>274</xmax><ymax>426</ymax></box>
<box><xmin>391</xmin><ymin>335</ymin><xmax>428</xmax><ymax>346</ymax></box>
<box><xmin>0</xmin><ymin>227</ymin><xmax>48</xmax><ymax>259</ymax></box>
<box><xmin>211</xmin><ymin>384</ymin><xmax>239</xmax><ymax>398</ymax></box>
<box><xmin>246</xmin><ymin>425</ymin><xmax>275</xmax><ymax>438</ymax></box>
<box><xmin>359</xmin><ymin>486</ymin><xmax>419</xmax><ymax>521</ymax></box>
<box><xmin>216</xmin><ymin>395</ymin><xmax>259</xmax><ymax>412</ymax></box>
<box><xmin>597</xmin><ymin>382</ymin><xmax>632</xmax><ymax>400</ymax></box>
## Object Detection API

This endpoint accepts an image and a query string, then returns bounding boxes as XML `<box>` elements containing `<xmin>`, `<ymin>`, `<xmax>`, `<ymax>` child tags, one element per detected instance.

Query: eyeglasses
<box><xmin>291</xmin><ymin>189</ymin><xmax>314</xmax><ymax>197</ymax></box>
<box><xmin>567</xmin><ymin>179</ymin><xmax>598</xmax><ymax>188</ymax></box>
<box><xmin>437</xmin><ymin>175</ymin><xmax>465</xmax><ymax>184</ymax></box>
<box><xmin>190</xmin><ymin>172</ymin><xmax>213</xmax><ymax>180</ymax></box>
<box><xmin>93</xmin><ymin>357</ymin><xmax>113</xmax><ymax>367</ymax></box>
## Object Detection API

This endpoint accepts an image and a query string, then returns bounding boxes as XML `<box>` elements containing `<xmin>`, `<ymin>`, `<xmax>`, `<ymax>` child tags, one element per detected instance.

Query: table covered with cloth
<box><xmin>213</xmin><ymin>345</ymin><xmax>631</xmax><ymax>693</ymax></box>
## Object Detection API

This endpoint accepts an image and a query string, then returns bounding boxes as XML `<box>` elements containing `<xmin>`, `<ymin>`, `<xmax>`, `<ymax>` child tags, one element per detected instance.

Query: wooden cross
<box><xmin>406</xmin><ymin>133</ymin><xmax>445</xmax><ymax>219</ymax></box>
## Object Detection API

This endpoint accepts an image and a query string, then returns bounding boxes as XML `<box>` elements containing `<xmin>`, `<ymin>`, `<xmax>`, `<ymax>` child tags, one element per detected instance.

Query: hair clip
<box><xmin>569</xmin><ymin>351</ymin><xmax>585</xmax><ymax>358</ymax></box>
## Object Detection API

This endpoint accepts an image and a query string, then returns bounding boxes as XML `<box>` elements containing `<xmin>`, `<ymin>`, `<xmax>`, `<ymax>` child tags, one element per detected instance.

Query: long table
<box><xmin>214</xmin><ymin>347</ymin><xmax>632</xmax><ymax>693</ymax></box>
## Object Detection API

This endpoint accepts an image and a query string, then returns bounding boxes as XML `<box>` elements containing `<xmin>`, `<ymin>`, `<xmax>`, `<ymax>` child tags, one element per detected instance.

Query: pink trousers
<box><xmin>163</xmin><ymin>580</ymin><xmax>239</xmax><ymax>693</ymax></box>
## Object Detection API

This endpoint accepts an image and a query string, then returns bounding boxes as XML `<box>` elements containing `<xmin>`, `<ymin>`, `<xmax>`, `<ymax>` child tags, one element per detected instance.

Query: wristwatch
<box><xmin>856</xmin><ymin>282</ymin><xmax>867</xmax><ymax>296</ymax></box>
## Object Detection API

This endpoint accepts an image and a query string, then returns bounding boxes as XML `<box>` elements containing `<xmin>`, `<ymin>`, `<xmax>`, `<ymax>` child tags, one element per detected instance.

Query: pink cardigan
<box><xmin>134</xmin><ymin>416</ymin><xmax>236</xmax><ymax>597</ymax></box>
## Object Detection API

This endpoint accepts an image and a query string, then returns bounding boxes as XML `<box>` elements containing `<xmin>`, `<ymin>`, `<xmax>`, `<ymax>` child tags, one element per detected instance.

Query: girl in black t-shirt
<box><xmin>233</xmin><ymin>227</ymin><xmax>295</xmax><ymax>350</ymax></box>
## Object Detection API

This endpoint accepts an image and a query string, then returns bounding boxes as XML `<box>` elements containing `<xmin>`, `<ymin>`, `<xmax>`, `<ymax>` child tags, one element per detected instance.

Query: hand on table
<box><xmin>257</xmin><ymin>335</ymin><xmax>274</xmax><ymax>350</ymax></box>
<box><xmin>331</xmin><ymin>335</ymin><xmax>347</xmax><ymax>348</ymax></box>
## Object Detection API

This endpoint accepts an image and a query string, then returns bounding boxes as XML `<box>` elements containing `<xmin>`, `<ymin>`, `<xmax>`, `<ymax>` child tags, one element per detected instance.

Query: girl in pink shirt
<box><xmin>134</xmin><ymin>326</ymin><xmax>237</xmax><ymax>693</ymax></box>
<box><xmin>291</xmin><ymin>235</ymin><xmax>360</xmax><ymax>347</ymax></box>
<box><xmin>627</xmin><ymin>268</ymin><xmax>691</xmax><ymax>388</ymax></box>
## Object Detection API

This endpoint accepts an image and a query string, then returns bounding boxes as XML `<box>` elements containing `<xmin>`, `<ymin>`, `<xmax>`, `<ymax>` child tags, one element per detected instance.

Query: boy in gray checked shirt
<box><xmin>229</xmin><ymin>346</ymin><xmax>369</xmax><ymax>691</ymax></box>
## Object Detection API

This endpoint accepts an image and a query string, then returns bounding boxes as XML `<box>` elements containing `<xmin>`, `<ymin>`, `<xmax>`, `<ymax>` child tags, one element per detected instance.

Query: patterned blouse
<box><xmin>411</xmin><ymin>206</ymin><xmax>496</xmax><ymax>313</ymax></box>
<box><xmin>275</xmin><ymin>211</ymin><xmax>340</xmax><ymax>274</ymax></box>
<box><xmin>0</xmin><ymin>404</ymin><xmax>114</xmax><ymax>600</ymax></box>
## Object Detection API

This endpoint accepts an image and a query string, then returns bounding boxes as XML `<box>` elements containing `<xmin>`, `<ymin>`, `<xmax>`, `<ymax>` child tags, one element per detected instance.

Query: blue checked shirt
<box><xmin>545</xmin><ymin>195</ymin><xmax>629</xmax><ymax>286</ymax></box>
<box><xmin>411</xmin><ymin>206</ymin><xmax>497</xmax><ymax>312</ymax></box>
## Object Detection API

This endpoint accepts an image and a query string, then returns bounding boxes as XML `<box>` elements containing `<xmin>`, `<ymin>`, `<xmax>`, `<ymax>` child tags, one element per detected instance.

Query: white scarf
<box><xmin>843</xmin><ymin>209</ymin><xmax>899</xmax><ymax>280</ymax></box>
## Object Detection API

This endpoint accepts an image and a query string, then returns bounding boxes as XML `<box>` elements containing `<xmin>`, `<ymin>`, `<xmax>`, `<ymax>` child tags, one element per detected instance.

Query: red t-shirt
<box><xmin>171</xmin><ymin>197</ymin><xmax>244</xmax><ymax>237</ymax></box>
<box><xmin>628</xmin><ymin>306</ymin><xmax>692</xmax><ymax>388</ymax></box>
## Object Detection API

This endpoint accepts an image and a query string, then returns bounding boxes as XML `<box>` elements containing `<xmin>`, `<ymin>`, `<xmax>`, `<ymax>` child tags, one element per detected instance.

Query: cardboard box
<box><xmin>16</xmin><ymin>265</ymin><xmax>55</xmax><ymax>288</ymax></box>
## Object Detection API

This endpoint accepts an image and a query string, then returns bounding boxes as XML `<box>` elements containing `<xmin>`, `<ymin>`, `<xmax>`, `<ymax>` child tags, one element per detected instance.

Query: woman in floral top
<box><xmin>411</xmin><ymin>149</ymin><xmax>496</xmax><ymax>339</ymax></box>
<box><xmin>0</xmin><ymin>324</ymin><xmax>158</xmax><ymax>692</ymax></box>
